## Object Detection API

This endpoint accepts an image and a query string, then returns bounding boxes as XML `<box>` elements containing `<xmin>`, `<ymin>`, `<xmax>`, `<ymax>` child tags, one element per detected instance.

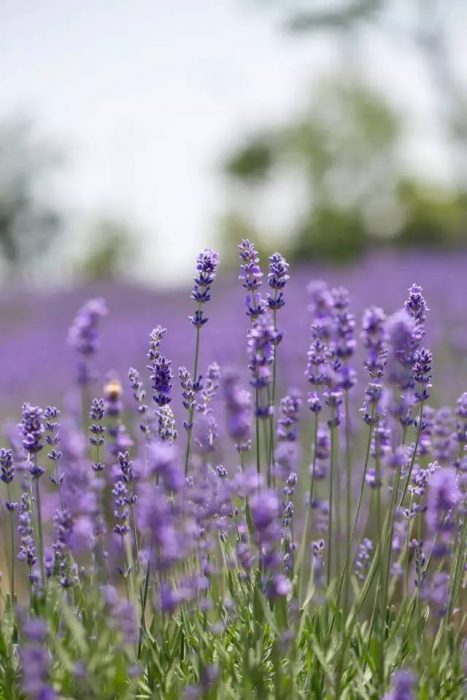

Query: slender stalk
<box><xmin>33</xmin><ymin>472</ymin><xmax>46</xmax><ymax>590</ymax></box>
<box><xmin>327</xmin><ymin>408</ymin><xmax>337</xmax><ymax>586</ymax></box>
<box><xmin>255</xmin><ymin>389</ymin><xmax>261</xmax><ymax>480</ymax></box>
<box><xmin>299</xmin><ymin>412</ymin><xmax>318</xmax><ymax>603</ymax></box>
<box><xmin>184</xmin><ymin>319</ymin><xmax>201</xmax><ymax>476</ymax></box>
<box><xmin>343</xmin><ymin>390</ymin><xmax>352</xmax><ymax>612</ymax></box>
<box><xmin>269</xmin><ymin>309</ymin><xmax>278</xmax><ymax>488</ymax></box>
<box><xmin>6</xmin><ymin>483</ymin><xmax>15</xmax><ymax>602</ymax></box>
<box><xmin>398</xmin><ymin>401</ymin><xmax>424</xmax><ymax>508</ymax></box>
<box><xmin>336</xmin><ymin>417</ymin><xmax>374</xmax><ymax>605</ymax></box>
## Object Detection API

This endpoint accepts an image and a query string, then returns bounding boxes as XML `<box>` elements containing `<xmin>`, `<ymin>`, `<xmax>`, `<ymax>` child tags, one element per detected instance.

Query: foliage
<box><xmin>0</xmin><ymin>119</ymin><xmax>61</xmax><ymax>272</ymax></box>
<box><xmin>0</xmin><ymin>242</ymin><xmax>465</xmax><ymax>698</ymax></box>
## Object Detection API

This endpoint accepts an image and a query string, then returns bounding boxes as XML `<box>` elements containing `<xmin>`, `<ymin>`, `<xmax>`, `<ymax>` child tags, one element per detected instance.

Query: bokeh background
<box><xmin>0</xmin><ymin>0</ymin><xmax>466</xmax><ymax>415</ymax></box>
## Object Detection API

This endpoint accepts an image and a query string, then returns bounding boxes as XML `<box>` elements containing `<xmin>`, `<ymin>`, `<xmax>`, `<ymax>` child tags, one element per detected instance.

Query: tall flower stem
<box><xmin>327</xmin><ymin>409</ymin><xmax>337</xmax><ymax>587</ymax></box>
<box><xmin>336</xmin><ymin>415</ymin><xmax>374</xmax><ymax>606</ymax></box>
<box><xmin>398</xmin><ymin>402</ymin><xmax>424</xmax><ymax>508</ymax></box>
<box><xmin>343</xmin><ymin>390</ymin><xmax>352</xmax><ymax>612</ymax></box>
<box><xmin>6</xmin><ymin>484</ymin><xmax>15</xmax><ymax>603</ymax></box>
<box><xmin>32</xmin><ymin>462</ymin><xmax>46</xmax><ymax>590</ymax></box>
<box><xmin>299</xmin><ymin>412</ymin><xmax>318</xmax><ymax>604</ymax></box>
<box><xmin>184</xmin><ymin>318</ymin><xmax>201</xmax><ymax>477</ymax></box>
<box><xmin>268</xmin><ymin>309</ymin><xmax>278</xmax><ymax>487</ymax></box>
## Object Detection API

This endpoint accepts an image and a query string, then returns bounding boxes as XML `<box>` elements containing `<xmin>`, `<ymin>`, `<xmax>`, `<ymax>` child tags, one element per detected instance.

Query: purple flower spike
<box><xmin>384</xmin><ymin>669</ymin><xmax>416</xmax><ymax>700</ymax></box>
<box><xmin>267</xmin><ymin>252</ymin><xmax>289</xmax><ymax>311</ymax></box>
<box><xmin>20</xmin><ymin>403</ymin><xmax>44</xmax><ymax>455</ymax></box>
<box><xmin>239</xmin><ymin>239</ymin><xmax>264</xmax><ymax>319</ymax></box>
<box><xmin>223</xmin><ymin>370</ymin><xmax>252</xmax><ymax>452</ymax></box>
<box><xmin>190</xmin><ymin>248</ymin><xmax>219</xmax><ymax>326</ymax></box>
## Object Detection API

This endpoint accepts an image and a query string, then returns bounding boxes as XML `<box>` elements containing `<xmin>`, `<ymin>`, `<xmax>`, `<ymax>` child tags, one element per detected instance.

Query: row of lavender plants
<box><xmin>0</xmin><ymin>240</ymin><xmax>465</xmax><ymax>699</ymax></box>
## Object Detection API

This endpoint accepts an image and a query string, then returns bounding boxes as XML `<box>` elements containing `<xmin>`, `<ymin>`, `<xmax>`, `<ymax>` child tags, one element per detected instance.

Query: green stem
<box><xmin>6</xmin><ymin>483</ymin><xmax>15</xmax><ymax>603</ymax></box>
<box><xmin>336</xmin><ymin>417</ymin><xmax>374</xmax><ymax>606</ymax></box>
<box><xmin>33</xmin><ymin>472</ymin><xmax>46</xmax><ymax>590</ymax></box>
<box><xmin>184</xmin><ymin>318</ymin><xmax>201</xmax><ymax>477</ymax></box>
<box><xmin>299</xmin><ymin>413</ymin><xmax>319</xmax><ymax>604</ymax></box>
<box><xmin>327</xmin><ymin>408</ymin><xmax>337</xmax><ymax>587</ymax></box>
<box><xmin>269</xmin><ymin>309</ymin><xmax>278</xmax><ymax>488</ymax></box>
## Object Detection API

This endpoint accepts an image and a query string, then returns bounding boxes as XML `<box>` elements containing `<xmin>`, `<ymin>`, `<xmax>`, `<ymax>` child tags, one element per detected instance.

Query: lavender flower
<box><xmin>44</xmin><ymin>406</ymin><xmax>62</xmax><ymax>489</ymax></box>
<box><xmin>20</xmin><ymin>403</ymin><xmax>44</xmax><ymax>456</ymax></box>
<box><xmin>247</xmin><ymin>311</ymin><xmax>279</xmax><ymax>416</ymax></box>
<box><xmin>128</xmin><ymin>367</ymin><xmax>148</xmax><ymax>433</ymax></box>
<box><xmin>426</xmin><ymin>467</ymin><xmax>459</xmax><ymax>556</ymax></box>
<box><xmin>238</xmin><ymin>239</ymin><xmax>264</xmax><ymax>319</ymax></box>
<box><xmin>384</xmin><ymin>669</ymin><xmax>415</xmax><ymax>700</ymax></box>
<box><xmin>277</xmin><ymin>391</ymin><xmax>302</xmax><ymax>443</ymax></box>
<box><xmin>150</xmin><ymin>354</ymin><xmax>173</xmax><ymax>407</ymax></box>
<box><xmin>404</xmin><ymin>283</ymin><xmax>428</xmax><ymax>330</ymax></box>
<box><xmin>190</xmin><ymin>248</ymin><xmax>219</xmax><ymax>327</ymax></box>
<box><xmin>157</xmin><ymin>405</ymin><xmax>178</xmax><ymax>443</ymax></box>
<box><xmin>413</xmin><ymin>347</ymin><xmax>432</xmax><ymax>402</ymax></box>
<box><xmin>17</xmin><ymin>493</ymin><xmax>37</xmax><ymax>569</ymax></box>
<box><xmin>355</xmin><ymin>538</ymin><xmax>373</xmax><ymax>582</ymax></box>
<box><xmin>432</xmin><ymin>407</ymin><xmax>457</xmax><ymax>466</ymax></box>
<box><xmin>223</xmin><ymin>370</ymin><xmax>252</xmax><ymax>452</ymax></box>
<box><xmin>112</xmin><ymin>479</ymin><xmax>130</xmax><ymax>537</ymax></box>
<box><xmin>0</xmin><ymin>448</ymin><xmax>14</xmax><ymax>485</ymax></box>
<box><xmin>19</xmin><ymin>618</ymin><xmax>56</xmax><ymax>700</ymax></box>
<box><xmin>361</xmin><ymin>306</ymin><xmax>387</xmax><ymax>379</ymax></box>
<box><xmin>267</xmin><ymin>252</ymin><xmax>289</xmax><ymax>311</ymax></box>
<box><xmin>456</xmin><ymin>392</ymin><xmax>467</xmax><ymax>447</ymax></box>
<box><xmin>68</xmin><ymin>297</ymin><xmax>107</xmax><ymax>385</ymax></box>
<box><xmin>179</xmin><ymin>367</ymin><xmax>195</xmax><ymax>429</ymax></box>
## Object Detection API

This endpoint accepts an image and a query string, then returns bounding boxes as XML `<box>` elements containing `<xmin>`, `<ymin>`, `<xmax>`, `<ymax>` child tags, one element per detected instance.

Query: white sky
<box><xmin>0</xmin><ymin>0</ymin><xmax>465</xmax><ymax>284</ymax></box>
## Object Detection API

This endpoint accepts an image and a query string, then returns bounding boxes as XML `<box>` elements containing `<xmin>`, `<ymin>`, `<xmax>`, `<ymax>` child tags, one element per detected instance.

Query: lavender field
<box><xmin>0</xmin><ymin>243</ymin><xmax>466</xmax><ymax>699</ymax></box>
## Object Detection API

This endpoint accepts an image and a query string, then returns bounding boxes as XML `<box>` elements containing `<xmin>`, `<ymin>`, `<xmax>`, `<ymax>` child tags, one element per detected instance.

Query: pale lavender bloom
<box><xmin>128</xmin><ymin>367</ymin><xmax>148</xmax><ymax>433</ymax></box>
<box><xmin>19</xmin><ymin>617</ymin><xmax>56</xmax><ymax>700</ymax></box>
<box><xmin>101</xmin><ymin>584</ymin><xmax>138</xmax><ymax>644</ymax></box>
<box><xmin>190</xmin><ymin>248</ymin><xmax>220</xmax><ymax>327</ymax></box>
<box><xmin>68</xmin><ymin>297</ymin><xmax>107</xmax><ymax>385</ymax></box>
<box><xmin>310</xmin><ymin>427</ymin><xmax>330</xmax><ymax>480</ymax></box>
<box><xmin>307</xmin><ymin>280</ymin><xmax>333</xmax><ymax>321</ymax></box>
<box><xmin>239</xmin><ymin>239</ymin><xmax>264</xmax><ymax>319</ymax></box>
<box><xmin>456</xmin><ymin>392</ymin><xmax>467</xmax><ymax>446</ymax></box>
<box><xmin>306</xmin><ymin>323</ymin><xmax>333</xmax><ymax>390</ymax></box>
<box><xmin>17</xmin><ymin>493</ymin><xmax>37</xmax><ymax>569</ymax></box>
<box><xmin>0</xmin><ymin>448</ymin><xmax>14</xmax><ymax>485</ymax></box>
<box><xmin>432</xmin><ymin>407</ymin><xmax>457</xmax><ymax>466</ymax></box>
<box><xmin>157</xmin><ymin>405</ymin><xmax>178</xmax><ymax>443</ymax></box>
<box><xmin>68</xmin><ymin>297</ymin><xmax>108</xmax><ymax>356</ymax></box>
<box><xmin>361</xmin><ymin>306</ymin><xmax>387</xmax><ymax>379</ymax></box>
<box><xmin>404</xmin><ymin>283</ymin><xmax>428</xmax><ymax>329</ymax></box>
<box><xmin>277</xmin><ymin>391</ymin><xmax>302</xmax><ymax>443</ymax></box>
<box><xmin>20</xmin><ymin>403</ymin><xmax>44</xmax><ymax>459</ymax></box>
<box><xmin>267</xmin><ymin>252</ymin><xmax>289</xmax><ymax>311</ymax></box>
<box><xmin>149</xmin><ymin>441</ymin><xmax>184</xmax><ymax>493</ymax></box>
<box><xmin>247</xmin><ymin>311</ymin><xmax>278</xmax><ymax>416</ymax></box>
<box><xmin>197</xmin><ymin>362</ymin><xmax>221</xmax><ymax>411</ymax></box>
<box><xmin>384</xmin><ymin>669</ymin><xmax>415</xmax><ymax>700</ymax></box>
<box><xmin>112</xmin><ymin>479</ymin><xmax>130</xmax><ymax>537</ymax></box>
<box><xmin>385</xmin><ymin>310</ymin><xmax>417</xmax><ymax>392</ymax></box>
<box><xmin>426</xmin><ymin>467</ymin><xmax>459</xmax><ymax>541</ymax></box>
<box><xmin>250</xmin><ymin>490</ymin><xmax>280</xmax><ymax>541</ymax></box>
<box><xmin>137</xmin><ymin>486</ymin><xmax>186</xmax><ymax>571</ymax></box>
<box><xmin>223</xmin><ymin>370</ymin><xmax>252</xmax><ymax>452</ymax></box>
<box><xmin>355</xmin><ymin>538</ymin><xmax>373</xmax><ymax>582</ymax></box>
<box><xmin>331</xmin><ymin>287</ymin><xmax>356</xmax><ymax>363</ymax></box>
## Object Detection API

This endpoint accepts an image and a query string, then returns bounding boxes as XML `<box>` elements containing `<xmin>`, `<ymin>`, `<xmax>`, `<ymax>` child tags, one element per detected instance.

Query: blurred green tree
<box><xmin>222</xmin><ymin>0</ymin><xmax>467</xmax><ymax>261</ymax></box>
<box><xmin>75</xmin><ymin>216</ymin><xmax>139</xmax><ymax>281</ymax></box>
<box><xmin>221</xmin><ymin>75</ymin><xmax>404</xmax><ymax>261</ymax></box>
<box><xmin>0</xmin><ymin>119</ymin><xmax>61</xmax><ymax>272</ymax></box>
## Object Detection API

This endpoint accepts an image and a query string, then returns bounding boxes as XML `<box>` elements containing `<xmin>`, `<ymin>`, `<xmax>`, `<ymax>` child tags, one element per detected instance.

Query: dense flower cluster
<box><xmin>0</xmin><ymin>242</ymin><xmax>464</xmax><ymax>699</ymax></box>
